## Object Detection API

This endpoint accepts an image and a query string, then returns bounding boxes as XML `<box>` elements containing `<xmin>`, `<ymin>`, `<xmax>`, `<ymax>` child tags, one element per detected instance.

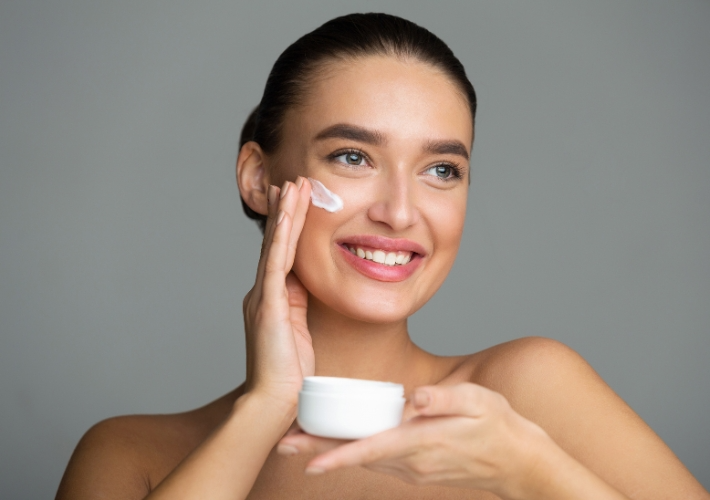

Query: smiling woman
<box><xmin>55</xmin><ymin>13</ymin><xmax>709</xmax><ymax>500</ymax></box>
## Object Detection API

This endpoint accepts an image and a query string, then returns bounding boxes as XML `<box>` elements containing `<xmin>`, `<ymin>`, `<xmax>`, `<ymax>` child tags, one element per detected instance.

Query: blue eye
<box><xmin>335</xmin><ymin>151</ymin><xmax>366</xmax><ymax>166</ymax></box>
<box><xmin>426</xmin><ymin>164</ymin><xmax>457</xmax><ymax>179</ymax></box>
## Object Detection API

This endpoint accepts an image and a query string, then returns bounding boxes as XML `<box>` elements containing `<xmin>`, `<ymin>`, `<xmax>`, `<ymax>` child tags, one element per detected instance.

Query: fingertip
<box><xmin>306</xmin><ymin>454</ymin><xmax>336</xmax><ymax>475</ymax></box>
<box><xmin>268</xmin><ymin>185</ymin><xmax>278</xmax><ymax>207</ymax></box>
<box><xmin>400</xmin><ymin>401</ymin><xmax>418</xmax><ymax>422</ymax></box>
<box><xmin>284</xmin><ymin>425</ymin><xmax>303</xmax><ymax>436</ymax></box>
<box><xmin>300</xmin><ymin>181</ymin><xmax>312</xmax><ymax>204</ymax></box>
<box><xmin>305</xmin><ymin>465</ymin><xmax>326</xmax><ymax>476</ymax></box>
<box><xmin>276</xmin><ymin>210</ymin><xmax>286</xmax><ymax>225</ymax></box>
<box><xmin>412</xmin><ymin>389</ymin><xmax>431</xmax><ymax>409</ymax></box>
<box><xmin>277</xmin><ymin>444</ymin><xmax>299</xmax><ymax>456</ymax></box>
<box><xmin>300</xmin><ymin>176</ymin><xmax>312</xmax><ymax>194</ymax></box>
<box><xmin>280</xmin><ymin>181</ymin><xmax>290</xmax><ymax>199</ymax></box>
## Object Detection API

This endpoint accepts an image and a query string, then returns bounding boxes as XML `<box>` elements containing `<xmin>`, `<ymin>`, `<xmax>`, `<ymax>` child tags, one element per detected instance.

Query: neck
<box><xmin>306</xmin><ymin>295</ymin><xmax>434</xmax><ymax>386</ymax></box>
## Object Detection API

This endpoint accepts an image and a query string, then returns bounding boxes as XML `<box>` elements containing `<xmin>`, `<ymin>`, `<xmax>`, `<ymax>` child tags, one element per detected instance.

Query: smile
<box><xmin>335</xmin><ymin>236</ymin><xmax>426</xmax><ymax>282</ymax></box>
<box><xmin>345</xmin><ymin>246</ymin><xmax>413</xmax><ymax>266</ymax></box>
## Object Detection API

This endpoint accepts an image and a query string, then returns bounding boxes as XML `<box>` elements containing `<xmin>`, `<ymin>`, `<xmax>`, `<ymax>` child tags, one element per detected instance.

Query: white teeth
<box><xmin>347</xmin><ymin>245</ymin><xmax>415</xmax><ymax>266</ymax></box>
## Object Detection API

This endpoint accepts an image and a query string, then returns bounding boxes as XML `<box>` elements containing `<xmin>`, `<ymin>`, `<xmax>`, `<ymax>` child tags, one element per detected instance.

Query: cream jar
<box><xmin>297</xmin><ymin>376</ymin><xmax>405</xmax><ymax>439</ymax></box>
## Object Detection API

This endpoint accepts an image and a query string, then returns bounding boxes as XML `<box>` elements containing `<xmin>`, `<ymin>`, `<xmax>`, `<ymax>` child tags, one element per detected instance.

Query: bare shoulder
<box><xmin>56</xmin><ymin>389</ymin><xmax>240</xmax><ymax>500</ymax></box>
<box><xmin>56</xmin><ymin>414</ymin><xmax>171</xmax><ymax>500</ymax></box>
<box><xmin>467</xmin><ymin>336</ymin><xmax>644</xmax><ymax>444</ymax></box>
<box><xmin>470</xmin><ymin>336</ymin><xmax>606</xmax><ymax>403</ymax></box>
<box><xmin>463</xmin><ymin>337</ymin><xmax>708</xmax><ymax>499</ymax></box>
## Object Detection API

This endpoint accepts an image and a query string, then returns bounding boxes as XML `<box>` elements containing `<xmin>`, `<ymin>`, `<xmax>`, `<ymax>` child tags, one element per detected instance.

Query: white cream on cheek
<box><xmin>308</xmin><ymin>177</ymin><xmax>344</xmax><ymax>212</ymax></box>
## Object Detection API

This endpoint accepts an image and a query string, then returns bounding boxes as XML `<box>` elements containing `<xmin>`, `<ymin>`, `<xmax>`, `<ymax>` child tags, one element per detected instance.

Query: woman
<box><xmin>56</xmin><ymin>13</ymin><xmax>709</xmax><ymax>500</ymax></box>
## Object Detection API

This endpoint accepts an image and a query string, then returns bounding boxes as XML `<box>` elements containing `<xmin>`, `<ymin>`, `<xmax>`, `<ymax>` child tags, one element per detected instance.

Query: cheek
<box><xmin>438</xmin><ymin>198</ymin><xmax>466</xmax><ymax>246</ymax></box>
<box><xmin>291</xmin><ymin>204</ymin><xmax>340</xmax><ymax>290</ymax></box>
<box><xmin>291</xmin><ymin>179</ymin><xmax>468</xmax><ymax>322</ymax></box>
<box><xmin>425</xmin><ymin>191</ymin><xmax>467</xmax><ymax>272</ymax></box>
<box><xmin>291</xmin><ymin>176</ymin><xmax>362</xmax><ymax>277</ymax></box>
<box><xmin>292</xmin><ymin>177</ymin><xmax>367</xmax><ymax>268</ymax></box>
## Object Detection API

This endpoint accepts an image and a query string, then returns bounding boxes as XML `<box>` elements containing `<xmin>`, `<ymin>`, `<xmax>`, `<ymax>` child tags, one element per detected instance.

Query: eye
<box><xmin>334</xmin><ymin>151</ymin><xmax>367</xmax><ymax>166</ymax></box>
<box><xmin>425</xmin><ymin>164</ymin><xmax>458</xmax><ymax>180</ymax></box>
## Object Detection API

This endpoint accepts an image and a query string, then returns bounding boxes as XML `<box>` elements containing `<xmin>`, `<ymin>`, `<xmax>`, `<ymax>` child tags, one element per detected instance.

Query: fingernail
<box><xmin>305</xmin><ymin>466</ymin><xmax>325</xmax><ymax>475</ymax></box>
<box><xmin>268</xmin><ymin>185</ymin><xmax>278</xmax><ymax>206</ymax></box>
<box><xmin>276</xmin><ymin>210</ymin><xmax>285</xmax><ymax>225</ymax></box>
<box><xmin>295</xmin><ymin>176</ymin><xmax>304</xmax><ymax>190</ymax></box>
<box><xmin>413</xmin><ymin>390</ymin><xmax>430</xmax><ymax>408</ymax></box>
<box><xmin>277</xmin><ymin>444</ymin><xmax>299</xmax><ymax>456</ymax></box>
<box><xmin>280</xmin><ymin>182</ymin><xmax>290</xmax><ymax>199</ymax></box>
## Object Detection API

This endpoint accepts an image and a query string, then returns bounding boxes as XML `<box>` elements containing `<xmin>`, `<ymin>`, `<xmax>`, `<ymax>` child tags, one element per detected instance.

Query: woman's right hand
<box><xmin>242</xmin><ymin>176</ymin><xmax>314</xmax><ymax>409</ymax></box>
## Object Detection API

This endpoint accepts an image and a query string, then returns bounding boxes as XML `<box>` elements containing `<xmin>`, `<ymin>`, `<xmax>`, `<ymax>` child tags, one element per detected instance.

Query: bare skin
<box><xmin>56</xmin><ymin>340</ymin><xmax>706</xmax><ymax>500</ymax></box>
<box><xmin>56</xmin><ymin>56</ymin><xmax>709</xmax><ymax>500</ymax></box>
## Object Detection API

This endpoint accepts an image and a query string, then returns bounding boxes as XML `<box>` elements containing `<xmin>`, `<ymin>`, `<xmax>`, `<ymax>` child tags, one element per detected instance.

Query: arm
<box><xmin>147</xmin><ymin>393</ymin><xmax>296</xmax><ymax>500</ymax></box>
<box><xmin>56</xmin><ymin>175</ymin><xmax>315</xmax><ymax>500</ymax></box>
<box><xmin>56</xmin><ymin>393</ymin><xmax>296</xmax><ymax>500</ymax></box>
<box><xmin>486</xmin><ymin>337</ymin><xmax>709</xmax><ymax>499</ymax></box>
<box><xmin>278</xmin><ymin>338</ymin><xmax>709</xmax><ymax>500</ymax></box>
<box><xmin>278</xmin><ymin>382</ymin><xmax>633</xmax><ymax>500</ymax></box>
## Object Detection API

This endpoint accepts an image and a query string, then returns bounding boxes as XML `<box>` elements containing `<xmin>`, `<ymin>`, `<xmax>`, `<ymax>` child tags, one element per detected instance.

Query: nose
<box><xmin>366</xmin><ymin>172</ymin><xmax>420</xmax><ymax>231</ymax></box>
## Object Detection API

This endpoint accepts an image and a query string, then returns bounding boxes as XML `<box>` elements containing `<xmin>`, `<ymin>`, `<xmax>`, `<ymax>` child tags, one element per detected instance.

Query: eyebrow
<box><xmin>314</xmin><ymin>123</ymin><xmax>470</xmax><ymax>160</ymax></box>
<box><xmin>424</xmin><ymin>139</ymin><xmax>470</xmax><ymax>160</ymax></box>
<box><xmin>314</xmin><ymin>124</ymin><xmax>386</xmax><ymax>145</ymax></box>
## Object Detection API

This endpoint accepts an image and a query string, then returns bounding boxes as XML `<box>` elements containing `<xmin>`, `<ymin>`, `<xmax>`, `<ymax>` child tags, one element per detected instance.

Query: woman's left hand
<box><xmin>277</xmin><ymin>383</ymin><xmax>555</xmax><ymax>498</ymax></box>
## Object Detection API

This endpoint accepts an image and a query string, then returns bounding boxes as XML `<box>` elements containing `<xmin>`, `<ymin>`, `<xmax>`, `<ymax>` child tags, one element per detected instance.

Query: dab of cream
<box><xmin>308</xmin><ymin>177</ymin><xmax>344</xmax><ymax>213</ymax></box>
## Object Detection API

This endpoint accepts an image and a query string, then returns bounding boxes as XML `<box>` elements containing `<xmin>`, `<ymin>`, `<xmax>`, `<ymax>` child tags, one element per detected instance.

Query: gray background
<box><xmin>1</xmin><ymin>1</ymin><xmax>708</xmax><ymax>498</ymax></box>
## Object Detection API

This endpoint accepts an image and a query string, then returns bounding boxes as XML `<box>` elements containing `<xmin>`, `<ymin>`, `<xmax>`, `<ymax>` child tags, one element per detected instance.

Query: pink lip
<box><xmin>335</xmin><ymin>235</ymin><xmax>426</xmax><ymax>283</ymax></box>
<box><xmin>336</xmin><ymin>235</ymin><xmax>427</xmax><ymax>256</ymax></box>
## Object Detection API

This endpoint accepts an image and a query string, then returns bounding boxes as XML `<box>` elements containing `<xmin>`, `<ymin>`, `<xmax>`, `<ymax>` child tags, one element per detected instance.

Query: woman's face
<box><xmin>271</xmin><ymin>55</ymin><xmax>473</xmax><ymax>323</ymax></box>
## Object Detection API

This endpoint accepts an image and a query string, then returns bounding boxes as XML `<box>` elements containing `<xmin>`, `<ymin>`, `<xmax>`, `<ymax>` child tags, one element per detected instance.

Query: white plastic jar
<box><xmin>297</xmin><ymin>376</ymin><xmax>406</xmax><ymax>439</ymax></box>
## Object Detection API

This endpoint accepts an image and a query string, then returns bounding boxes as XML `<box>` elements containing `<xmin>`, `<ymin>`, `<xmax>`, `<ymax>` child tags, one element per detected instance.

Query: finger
<box><xmin>254</xmin><ymin>184</ymin><xmax>281</xmax><ymax>288</ymax></box>
<box><xmin>285</xmin><ymin>272</ymin><xmax>308</xmax><ymax>310</ymax></box>
<box><xmin>267</xmin><ymin>180</ymin><xmax>299</xmax><ymax>277</ymax></box>
<box><xmin>400</xmin><ymin>399</ymin><xmax>419</xmax><ymax>423</ymax></box>
<box><xmin>411</xmin><ymin>383</ymin><xmax>494</xmax><ymax>418</ymax></box>
<box><xmin>264</xmin><ymin>184</ymin><xmax>281</xmax><ymax>237</ymax></box>
<box><xmin>284</xmin><ymin>177</ymin><xmax>311</xmax><ymax>268</ymax></box>
<box><xmin>260</xmin><ymin>208</ymin><xmax>293</xmax><ymax>302</ymax></box>
<box><xmin>284</xmin><ymin>422</ymin><xmax>303</xmax><ymax>437</ymax></box>
<box><xmin>305</xmin><ymin>426</ymin><xmax>412</xmax><ymax>473</ymax></box>
<box><xmin>276</xmin><ymin>180</ymin><xmax>300</xmax><ymax>239</ymax></box>
<box><xmin>277</xmin><ymin>431</ymin><xmax>349</xmax><ymax>456</ymax></box>
<box><xmin>255</xmin><ymin>180</ymin><xmax>297</xmax><ymax>292</ymax></box>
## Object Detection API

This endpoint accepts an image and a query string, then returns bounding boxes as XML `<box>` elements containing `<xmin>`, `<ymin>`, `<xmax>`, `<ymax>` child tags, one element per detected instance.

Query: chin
<box><xmin>315</xmin><ymin>289</ymin><xmax>420</xmax><ymax>324</ymax></box>
<box><xmin>295</xmin><ymin>266</ymin><xmax>423</xmax><ymax>324</ymax></box>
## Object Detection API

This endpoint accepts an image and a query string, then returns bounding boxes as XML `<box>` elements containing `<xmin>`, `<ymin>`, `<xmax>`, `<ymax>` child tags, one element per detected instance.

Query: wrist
<box><xmin>234</xmin><ymin>389</ymin><xmax>298</xmax><ymax>432</ymax></box>
<box><xmin>502</xmin><ymin>426</ymin><xmax>561</xmax><ymax>500</ymax></box>
<box><xmin>489</xmin><ymin>417</ymin><xmax>570</xmax><ymax>500</ymax></box>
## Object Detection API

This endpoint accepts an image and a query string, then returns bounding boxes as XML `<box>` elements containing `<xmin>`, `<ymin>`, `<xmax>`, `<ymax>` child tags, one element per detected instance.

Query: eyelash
<box><xmin>325</xmin><ymin>148</ymin><xmax>370</xmax><ymax>168</ymax></box>
<box><xmin>430</xmin><ymin>163</ymin><xmax>464</xmax><ymax>182</ymax></box>
<box><xmin>325</xmin><ymin>148</ymin><xmax>464</xmax><ymax>182</ymax></box>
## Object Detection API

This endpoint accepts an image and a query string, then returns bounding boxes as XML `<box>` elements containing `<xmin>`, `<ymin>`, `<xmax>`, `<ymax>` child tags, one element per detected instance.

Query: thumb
<box><xmin>400</xmin><ymin>397</ymin><xmax>419</xmax><ymax>422</ymax></box>
<box><xmin>411</xmin><ymin>383</ymin><xmax>488</xmax><ymax>418</ymax></box>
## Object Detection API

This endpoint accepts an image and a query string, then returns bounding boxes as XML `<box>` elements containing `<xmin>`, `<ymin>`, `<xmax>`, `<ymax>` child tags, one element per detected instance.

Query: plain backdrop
<box><xmin>1</xmin><ymin>1</ymin><xmax>708</xmax><ymax>498</ymax></box>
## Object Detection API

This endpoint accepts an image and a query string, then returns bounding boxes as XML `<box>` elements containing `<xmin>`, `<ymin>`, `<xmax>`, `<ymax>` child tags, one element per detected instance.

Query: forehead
<box><xmin>282</xmin><ymin>55</ymin><xmax>473</xmax><ymax>148</ymax></box>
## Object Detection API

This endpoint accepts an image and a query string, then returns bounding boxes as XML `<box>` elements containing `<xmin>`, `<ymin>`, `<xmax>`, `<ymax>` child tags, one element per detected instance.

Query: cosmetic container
<box><xmin>297</xmin><ymin>376</ymin><xmax>405</xmax><ymax>439</ymax></box>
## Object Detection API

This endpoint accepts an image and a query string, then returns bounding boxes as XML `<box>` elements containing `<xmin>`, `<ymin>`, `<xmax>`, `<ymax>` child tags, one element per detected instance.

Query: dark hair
<box><xmin>239</xmin><ymin>12</ymin><xmax>477</xmax><ymax>231</ymax></box>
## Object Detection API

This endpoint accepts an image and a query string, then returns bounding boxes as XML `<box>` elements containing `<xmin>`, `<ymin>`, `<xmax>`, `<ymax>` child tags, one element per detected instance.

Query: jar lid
<box><xmin>301</xmin><ymin>376</ymin><xmax>404</xmax><ymax>397</ymax></box>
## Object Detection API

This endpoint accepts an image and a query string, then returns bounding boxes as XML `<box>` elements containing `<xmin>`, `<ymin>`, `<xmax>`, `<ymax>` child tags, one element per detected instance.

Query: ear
<box><xmin>237</xmin><ymin>141</ymin><xmax>270</xmax><ymax>216</ymax></box>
